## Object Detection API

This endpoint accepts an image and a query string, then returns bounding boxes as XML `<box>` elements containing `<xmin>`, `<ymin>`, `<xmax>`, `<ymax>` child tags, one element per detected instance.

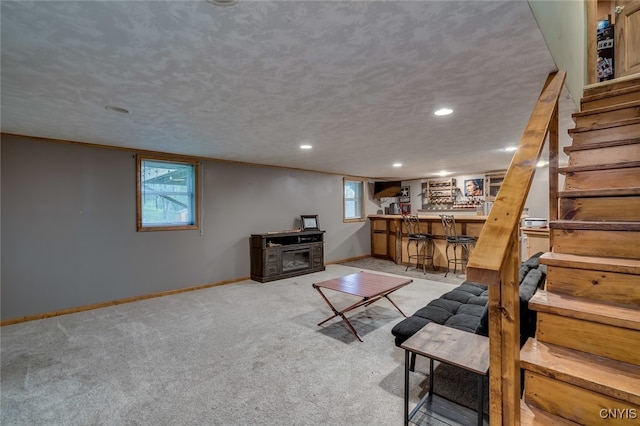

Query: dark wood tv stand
<box><xmin>250</xmin><ymin>230</ymin><xmax>325</xmax><ymax>282</ymax></box>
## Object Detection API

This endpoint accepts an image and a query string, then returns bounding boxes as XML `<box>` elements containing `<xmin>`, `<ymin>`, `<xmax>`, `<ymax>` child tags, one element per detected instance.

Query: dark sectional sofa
<box><xmin>391</xmin><ymin>253</ymin><xmax>547</xmax><ymax>351</ymax></box>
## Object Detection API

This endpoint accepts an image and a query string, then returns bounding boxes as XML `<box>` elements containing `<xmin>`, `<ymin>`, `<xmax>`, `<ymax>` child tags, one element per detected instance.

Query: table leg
<box><xmin>429</xmin><ymin>358</ymin><xmax>434</xmax><ymax>400</ymax></box>
<box><xmin>477</xmin><ymin>374</ymin><xmax>484</xmax><ymax>426</ymax></box>
<box><xmin>384</xmin><ymin>294</ymin><xmax>407</xmax><ymax>317</ymax></box>
<box><xmin>313</xmin><ymin>285</ymin><xmax>365</xmax><ymax>341</ymax></box>
<box><xmin>404</xmin><ymin>350</ymin><xmax>410</xmax><ymax>426</ymax></box>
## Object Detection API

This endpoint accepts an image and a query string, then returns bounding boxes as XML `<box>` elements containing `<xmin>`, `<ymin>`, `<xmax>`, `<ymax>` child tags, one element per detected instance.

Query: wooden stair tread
<box><xmin>582</xmin><ymin>80</ymin><xmax>640</xmax><ymax>102</ymax></box>
<box><xmin>568</xmin><ymin>117</ymin><xmax>640</xmax><ymax>134</ymax></box>
<box><xmin>540</xmin><ymin>252</ymin><xmax>640</xmax><ymax>274</ymax></box>
<box><xmin>572</xmin><ymin>99</ymin><xmax>640</xmax><ymax>118</ymax></box>
<box><xmin>520</xmin><ymin>399</ymin><xmax>580</xmax><ymax>425</ymax></box>
<box><xmin>558</xmin><ymin>160</ymin><xmax>640</xmax><ymax>173</ymax></box>
<box><xmin>521</xmin><ymin>339</ymin><xmax>640</xmax><ymax>405</ymax></box>
<box><xmin>558</xmin><ymin>187</ymin><xmax>640</xmax><ymax>198</ymax></box>
<box><xmin>563</xmin><ymin>137</ymin><xmax>640</xmax><ymax>153</ymax></box>
<box><xmin>549</xmin><ymin>219</ymin><xmax>640</xmax><ymax>231</ymax></box>
<box><xmin>583</xmin><ymin>73</ymin><xmax>640</xmax><ymax>96</ymax></box>
<box><xmin>529</xmin><ymin>291</ymin><xmax>640</xmax><ymax>330</ymax></box>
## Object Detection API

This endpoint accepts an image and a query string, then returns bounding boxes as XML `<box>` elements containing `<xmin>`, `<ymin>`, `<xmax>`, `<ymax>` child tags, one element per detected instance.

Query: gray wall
<box><xmin>1</xmin><ymin>136</ymin><xmax>374</xmax><ymax>320</ymax></box>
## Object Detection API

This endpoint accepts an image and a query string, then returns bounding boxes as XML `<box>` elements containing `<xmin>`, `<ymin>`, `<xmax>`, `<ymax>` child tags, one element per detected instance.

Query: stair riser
<box><xmin>564</xmin><ymin>167</ymin><xmax>640</xmax><ymax>190</ymax></box>
<box><xmin>536</xmin><ymin>313</ymin><xmax>640</xmax><ymax>365</ymax></box>
<box><xmin>582</xmin><ymin>92</ymin><xmax>640</xmax><ymax>111</ymax></box>
<box><xmin>568</xmin><ymin>143</ymin><xmax>640</xmax><ymax>167</ymax></box>
<box><xmin>571</xmin><ymin>122</ymin><xmax>640</xmax><ymax>145</ymax></box>
<box><xmin>559</xmin><ymin>196</ymin><xmax>640</xmax><ymax>221</ymax></box>
<box><xmin>574</xmin><ymin>105</ymin><xmax>640</xmax><ymax>127</ymax></box>
<box><xmin>552</xmin><ymin>228</ymin><xmax>640</xmax><ymax>259</ymax></box>
<box><xmin>584</xmin><ymin>79</ymin><xmax>640</xmax><ymax>97</ymax></box>
<box><xmin>546</xmin><ymin>265</ymin><xmax>640</xmax><ymax>306</ymax></box>
<box><xmin>524</xmin><ymin>371</ymin><xmax>640</xmax><ymax>425</ymax></box>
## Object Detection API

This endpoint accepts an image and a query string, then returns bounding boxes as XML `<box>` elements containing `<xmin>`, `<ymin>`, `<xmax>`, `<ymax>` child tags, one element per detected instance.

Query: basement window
<box><xmin>344</xmin><ymin>177</ymin><xmax>365</xmax><ymax>222</ymax></box>
<box><xmin>136</xmin><ymin>155</ymin><xmax>199</xmax><ymax>231</ymax></box>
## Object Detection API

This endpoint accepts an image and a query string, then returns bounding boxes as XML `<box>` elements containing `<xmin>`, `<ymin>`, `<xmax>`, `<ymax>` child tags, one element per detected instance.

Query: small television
<box><xmin>373</xmin><ymin>181</ymin><xmax>403</xmax><ymax>198</ymax></box>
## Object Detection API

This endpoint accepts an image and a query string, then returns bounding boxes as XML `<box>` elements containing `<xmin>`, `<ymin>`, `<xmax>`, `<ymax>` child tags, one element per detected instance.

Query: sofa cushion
<box><xmin>467</xmin><ymin>295</ymin><xmax>489</xmax><ymax>306</ymax></box>
<box><xmin>457</xmin><ymin>282</ymin><xmax>488</xmax><ymax>295</ymax></box>
<box><xmin>520</xmin><ymin>268</ymin><xmax>544</xmax><ymax>301</ymax></box>
<box><xmin>391</xmin><ymin>315</ymin><xmax>431</xmax><ymax>343</ymax></box>
<box><xmin>441</xmin><ymin>289</ymin><xmax>476</xmax><ymax>304</ymax></box>
<box><xmin>413</xmin><ymin>305</ymin><xmax>453</xmax><ymax>324</ymax></box>
<box><xmin>457</xmin><ymin>303</ymin><xmax>485</xmax><ymax>317</ymax></box>
<box><xmin>444</xmin><ymin>314</ymin><xmax>480</xmax><ymax>334</ymax></box>
<box><xmin>428</xmin><ymin>298</ymin><xmax>463</xmax><ymax>313</ymax></box>
<box><xmin>519</xmin><ymin>251</ymin><xmax>544</xmax><ymax>282</ymax></box>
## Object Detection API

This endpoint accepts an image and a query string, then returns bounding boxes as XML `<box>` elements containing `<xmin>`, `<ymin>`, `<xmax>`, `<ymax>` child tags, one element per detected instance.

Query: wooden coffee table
<box><xmin>312</xmin><ymin>272</ymin><xmax>413</xmax><ymax>342</ymax></box>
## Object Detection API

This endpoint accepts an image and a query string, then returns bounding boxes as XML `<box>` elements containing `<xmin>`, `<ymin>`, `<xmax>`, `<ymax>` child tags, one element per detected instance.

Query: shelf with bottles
<box><xmin>453</xmin><ymin>196</ymin><xmax>485</xmax><ymax>210</ymax></box>
<box><xmin>422</xmin><ymin>178</ymin><xmax>457</xmax><ymax>206</ymax></box>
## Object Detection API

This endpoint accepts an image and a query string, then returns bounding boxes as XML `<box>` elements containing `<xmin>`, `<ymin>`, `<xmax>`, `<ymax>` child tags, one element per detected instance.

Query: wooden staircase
<box><xmin>520</xmin><ymin>76</ymin><xmax>640</xmax><ymax>425</ymax></box>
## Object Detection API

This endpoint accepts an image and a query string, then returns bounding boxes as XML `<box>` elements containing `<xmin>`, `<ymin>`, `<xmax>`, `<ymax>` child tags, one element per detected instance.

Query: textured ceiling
<box><xmin>0</xmin><ymin>0</ymin><xmax>576</xmax><ymax>180</ymax></box>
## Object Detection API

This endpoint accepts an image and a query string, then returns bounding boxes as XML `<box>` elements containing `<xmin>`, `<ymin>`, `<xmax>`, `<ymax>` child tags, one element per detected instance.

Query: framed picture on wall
<box><xmin>464</xmin><ymin>178</ymin><xmax>484</xmax><ymax>196</ymax></box>
<box><xmin>301</xmin><ymin>215</ymin><xmax>319</xmax><ymax>230</ymax></box>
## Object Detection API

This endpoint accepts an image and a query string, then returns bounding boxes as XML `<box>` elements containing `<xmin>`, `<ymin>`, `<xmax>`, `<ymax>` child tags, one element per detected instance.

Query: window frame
<box><xmin>343</xmin><ymin>177</ymin><xmax>366</xmax><ymax>222</ymax></box>
<box><xmin>136</xmin><ymin>154</ymin><xmax>200</xmax><ymax>232</ymax></box>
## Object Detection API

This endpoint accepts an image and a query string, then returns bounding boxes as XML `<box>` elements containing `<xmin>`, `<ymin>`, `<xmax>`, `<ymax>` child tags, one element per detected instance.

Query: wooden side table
<box><xmin>401</xmin><ymin>322</ymin><xmax>490</xmax><ymax>426</ymax></box>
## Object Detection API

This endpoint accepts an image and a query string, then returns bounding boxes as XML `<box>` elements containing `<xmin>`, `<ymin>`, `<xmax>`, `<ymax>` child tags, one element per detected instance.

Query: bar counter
<box><xmin>368</xmin><ymin>214</ymin><xmax>488</xmax><ymax>270</ymax></box>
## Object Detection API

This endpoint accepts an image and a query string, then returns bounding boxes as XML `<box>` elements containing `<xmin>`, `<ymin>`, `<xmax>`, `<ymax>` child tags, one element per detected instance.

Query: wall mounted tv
<box><xmin>373</xmin><ymin>181</ymin><xmax>403</xmax><ymax>198</ymax></box>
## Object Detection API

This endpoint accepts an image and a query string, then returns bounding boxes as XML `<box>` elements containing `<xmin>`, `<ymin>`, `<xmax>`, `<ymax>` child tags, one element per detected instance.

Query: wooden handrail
<box><xmin>466</xmin><ymin>70</ymin><xmax>566</xmax><ymax>425</ymax></box>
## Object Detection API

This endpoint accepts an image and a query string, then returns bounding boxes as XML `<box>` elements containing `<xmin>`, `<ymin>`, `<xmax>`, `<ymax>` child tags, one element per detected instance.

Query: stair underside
<box><xmin>521</xmin><ymin>339</ymin><xmax>640</xmax><ymax>406</ymax></box>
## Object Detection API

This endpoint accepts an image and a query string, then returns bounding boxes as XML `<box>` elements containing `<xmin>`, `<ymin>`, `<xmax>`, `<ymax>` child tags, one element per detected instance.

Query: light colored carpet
<box><xmin>1</xmin><ymin>264</ymin><xmax>476</xmax><ymax>425</ymax></box>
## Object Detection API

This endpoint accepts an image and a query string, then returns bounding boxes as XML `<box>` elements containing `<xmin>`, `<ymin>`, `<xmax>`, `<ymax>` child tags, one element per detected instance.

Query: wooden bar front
<box><xmin>368</xmin><ymin>214</ymin><xmax>488</xmax><ymax>270</ymax></box>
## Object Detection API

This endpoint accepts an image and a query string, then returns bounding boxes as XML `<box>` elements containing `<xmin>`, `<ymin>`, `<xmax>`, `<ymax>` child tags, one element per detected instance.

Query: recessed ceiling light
<box><xmin>437</xmin><ymin>170</ymin><xmax>452</xmax><ymax>176</ymax></box>
<box><xmin>300</xmin><ymin>144</ymin><xmax>312</xmax><ymax>150</ymax></box>
<box><xmin>206</xmin><ymin>0</ymin><xmax>238</xmax><ymax>7</ymax></box>
<box><xmin>434</xmin><ymin>108</ymin><xmax>453</xmax><ymax>116</ymax></box>
<box><xmin>105</xmin><ymin>105</ymin><xmax>129</xmax><ymax>114</ymax></box>
<box><xmin>503</xmin><ymin>146</ymin><xmax>518</xmax><ymax>152</ymax></box>
<box><xmin>392</xmin><ymin>163</ymin><xmax>402</xmax><ymax>168</ymax></box>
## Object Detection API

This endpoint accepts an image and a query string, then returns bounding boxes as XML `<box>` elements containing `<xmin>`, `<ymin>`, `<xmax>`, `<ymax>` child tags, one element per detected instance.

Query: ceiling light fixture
<box><xmin>434</xmin><ymin>108</ymin><xmax>453</xmax><ymax>116</ymax></box>
<box><xmin>437</xmin><ymin>170</ymin><xmax>451</xmax><ymax>176</ymax></box>
<box><xmin>105</xmin><ymin>105</ymin><xmax>130</xmax><ymax>114</ymax></box>
<box><xmin>206</xmin><ymin>0</ymin><xmax>238</xmax><ymax>7</ymax></box>
<box><xmin>300</xmin><ymin>144</ymin><xmax>312</xmax><ymax>150</ymax></box>
<box><xmin>537</xmin><ymin>160</ymin><xmax>548</xmax><ymax>168</ymax></box>
<box><xmin>504</xmin><ymin>146</ymin><xmax>518</xmax><ymax>152</ymax></box>
<box><xmin>392</xmin><ymin>163</ymin><xmax>402</xmax><ymax>168</ymax></box>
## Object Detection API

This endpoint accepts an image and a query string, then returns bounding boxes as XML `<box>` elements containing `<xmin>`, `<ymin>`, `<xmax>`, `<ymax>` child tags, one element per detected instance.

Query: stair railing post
<box><xmin>549</xmin><ymin>99</ymin><xmax>559</xmax><ymax>225</ymax></box>
<box><xmin>487</xmin><ymin>230</ymin><xmax>521</xmax><ymax>426</ymax></box>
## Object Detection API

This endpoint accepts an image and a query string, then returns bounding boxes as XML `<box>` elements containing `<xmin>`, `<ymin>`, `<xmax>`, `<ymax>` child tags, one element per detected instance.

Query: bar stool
<box><xmin>440</xmin><ymin>214</ymin><xmax>476</xmax><ymax>277</ymax></box>
<box><xmin>403</xmin><ymin>214</ymin><xmax>435</xmax><ymax>274</ymax></box>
